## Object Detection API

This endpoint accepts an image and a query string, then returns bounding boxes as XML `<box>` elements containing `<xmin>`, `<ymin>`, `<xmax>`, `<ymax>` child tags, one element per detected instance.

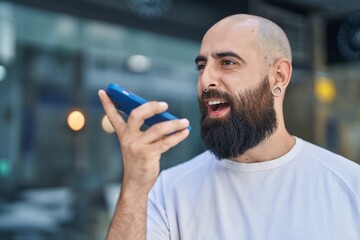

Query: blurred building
<box><xmin>0</xmin><ymin>0</ymin><xmax>359</xmax><ymax>239</ymax></box>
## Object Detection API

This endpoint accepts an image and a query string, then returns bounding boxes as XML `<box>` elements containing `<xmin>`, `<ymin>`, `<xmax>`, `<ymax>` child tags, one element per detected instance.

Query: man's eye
<box><xmin>223</xmin><ymin>60</ymin><xmax>236</xmax><ymax>65</ymax></box>
<box><xmin>196</xmin><ymin>63</ymin><xmax>206</xmax><ymax>71</ymax></box>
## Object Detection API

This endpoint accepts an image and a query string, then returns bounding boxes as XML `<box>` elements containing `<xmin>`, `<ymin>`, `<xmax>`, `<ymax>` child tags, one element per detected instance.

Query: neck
<box><xmin>231</xmin><ymin>128</ymin><xmax>295</xmax><ymax>163</ymax></box>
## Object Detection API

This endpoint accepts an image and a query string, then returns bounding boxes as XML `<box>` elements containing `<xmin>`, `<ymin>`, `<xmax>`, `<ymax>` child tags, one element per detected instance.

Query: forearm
<box><xmin>106</xmin><ymin>189</ymin><xmax>149</xmax><ymax>240</ymax></box>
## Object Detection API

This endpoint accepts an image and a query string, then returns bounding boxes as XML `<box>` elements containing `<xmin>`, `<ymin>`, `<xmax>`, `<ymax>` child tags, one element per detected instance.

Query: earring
<box><xmin>272</xmin><ymin>86</ymin><xmax>282</xmax><ymax>96</ymax></box>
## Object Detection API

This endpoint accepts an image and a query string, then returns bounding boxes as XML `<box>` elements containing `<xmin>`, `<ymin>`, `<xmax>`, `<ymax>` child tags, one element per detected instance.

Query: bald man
<box><xmin>99</xmin><ymin>14</ymin><xmax>360</xmax><ymax>240</ymax></box>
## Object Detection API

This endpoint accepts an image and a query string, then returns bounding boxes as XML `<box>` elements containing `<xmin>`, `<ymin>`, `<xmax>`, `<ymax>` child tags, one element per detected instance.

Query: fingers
<box><xmin>153</xmin><ymin>128</ymin><xmax>190</xmax><ymax>154</ymax></box>
<box><xmin>98</xmin><ymin>89</ymin><xmax>126</xmax><ymax>137</ymax></box>
<box><xmin>126</xmin><ymin>101</ymin><xmax>169</xmax><ymax>132</ymax></box>
<box><xmin>139</xmin><ymin>118</ymin><xmax>190</xmax><ymax>144</ymax></box>
<box><xmin>99</xmin><ymin>88</ymin><xmax>190</xmax><ymax>155</ymax></box>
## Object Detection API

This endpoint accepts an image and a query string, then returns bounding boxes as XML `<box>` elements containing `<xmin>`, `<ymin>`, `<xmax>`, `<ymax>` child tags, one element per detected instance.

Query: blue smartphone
<box><xmin>105</xmin><ymin>83</ymin><xmax>191</xmax><ymax>131</ymax></box>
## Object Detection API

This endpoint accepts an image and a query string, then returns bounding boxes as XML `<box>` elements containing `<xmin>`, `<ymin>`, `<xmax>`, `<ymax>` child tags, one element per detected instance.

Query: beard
<box><xmin>199</xmin><ymin>77</ymin><xmax>278</xmax><ymax>160</ymax></box>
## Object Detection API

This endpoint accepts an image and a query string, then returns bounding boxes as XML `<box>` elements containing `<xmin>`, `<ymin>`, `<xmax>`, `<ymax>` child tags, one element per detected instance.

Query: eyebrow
<box><xmin>194</xmin><ymin>51</ymin><xmax>246</xmax><ymax>64</ymax></box>
<box><xmin>214</xmin><ymin>51</ymin><xmax>246</xmax><ymax>64</ymax></box>
<box><xmin>194</xmin><ymin>55</ymin><xmax>207</xmax><ymax>64</ymax></box>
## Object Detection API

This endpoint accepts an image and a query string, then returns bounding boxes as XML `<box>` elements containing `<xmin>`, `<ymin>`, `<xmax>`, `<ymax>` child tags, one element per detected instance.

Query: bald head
<box><xmin>205</xmin><ymin>14</ymin><xmax>292</xmax><ymax>65</ymax></box>
<box><xmin>255</xmin><ymin>15</ymin><xmax>292</xmax><ymax>63</ymax></box>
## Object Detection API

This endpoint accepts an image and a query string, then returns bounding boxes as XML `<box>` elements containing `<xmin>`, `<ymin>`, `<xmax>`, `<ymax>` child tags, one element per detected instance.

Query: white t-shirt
<box><xmin>147</xmin><ymin>137</ymin><xmax>360</xmax><ymax>240</ymax></box>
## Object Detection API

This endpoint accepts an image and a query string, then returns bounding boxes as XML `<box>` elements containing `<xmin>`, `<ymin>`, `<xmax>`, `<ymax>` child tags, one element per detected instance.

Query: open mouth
<box><xmin>207</xmin><ymin>100</ymin><xmax>230</xmax><ymax>118</ymax></box>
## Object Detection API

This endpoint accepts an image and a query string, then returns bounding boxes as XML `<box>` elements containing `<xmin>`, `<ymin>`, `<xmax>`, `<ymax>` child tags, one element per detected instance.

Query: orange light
<box><xmin>101</xmin><ymin>115</ymin><xmax>115</xmax><ymax>133</ymax></box>
<box><xmin>67</xmin><ymin>110</ymin><xmax>85</xmax><ymax>131</ymax></box>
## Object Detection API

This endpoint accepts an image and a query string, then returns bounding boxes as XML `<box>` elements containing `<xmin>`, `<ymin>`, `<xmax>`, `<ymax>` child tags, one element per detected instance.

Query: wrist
<box><xmin>119</xmin><ymin>182</ymin><xmax>152</xmax><ymax>203</ymax></box>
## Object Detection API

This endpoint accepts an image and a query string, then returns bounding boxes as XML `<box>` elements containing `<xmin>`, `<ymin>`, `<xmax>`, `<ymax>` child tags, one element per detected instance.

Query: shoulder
<box><xmin>301</xmin><ymin>139</ymin><xmax>360</xmax><ymax>173</ymax></box>
<box><xmin>300</xmin><ymin>138</ymin><xmax>360</xmax><ymax>201</ymax></box>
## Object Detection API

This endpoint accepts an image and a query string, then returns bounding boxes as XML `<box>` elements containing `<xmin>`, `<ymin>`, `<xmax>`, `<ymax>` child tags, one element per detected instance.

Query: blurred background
<box><xmin>0</xmin><ymin>0</ymin><xmax>359</xmax><ymax>239</ymax></box>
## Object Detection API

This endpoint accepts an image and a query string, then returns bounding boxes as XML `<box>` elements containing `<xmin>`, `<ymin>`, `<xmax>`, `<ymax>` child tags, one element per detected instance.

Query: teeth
<box><xmin>208</xmin><ymin>100</ymin><xmax>224</xmax><ymax>105</ymax></box>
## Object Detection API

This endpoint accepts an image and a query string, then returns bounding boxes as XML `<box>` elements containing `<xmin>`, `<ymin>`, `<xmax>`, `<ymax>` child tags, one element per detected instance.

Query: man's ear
<box><xmin>270</xmin><ymin>58</ymin><xmax>292</xmax><ymax>90</ymax></box>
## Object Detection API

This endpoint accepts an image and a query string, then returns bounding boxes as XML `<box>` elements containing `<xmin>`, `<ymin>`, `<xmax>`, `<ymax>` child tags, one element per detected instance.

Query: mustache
<box><xmin>199</xmin><ymin>89</ymin><xmax>233</xmax><ymax>104</ymax></box>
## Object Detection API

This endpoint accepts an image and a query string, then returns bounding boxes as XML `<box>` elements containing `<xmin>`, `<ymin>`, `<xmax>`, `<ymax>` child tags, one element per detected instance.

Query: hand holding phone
<box><xmin>99</xmin><ymin>84</ymin><xmax>191</xmax><ymax>240</ymax></box>
<box><xmin>105</xmin><ymin>83</ymin><xmax>192</xmax><ymax>131</ymax></box>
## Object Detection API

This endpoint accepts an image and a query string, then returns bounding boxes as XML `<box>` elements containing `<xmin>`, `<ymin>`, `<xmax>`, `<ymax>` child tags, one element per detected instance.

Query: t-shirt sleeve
<box><xmin>146</xmin><ymin>173</ymin><xmax>171</xmax><ymax>240</ymax></box>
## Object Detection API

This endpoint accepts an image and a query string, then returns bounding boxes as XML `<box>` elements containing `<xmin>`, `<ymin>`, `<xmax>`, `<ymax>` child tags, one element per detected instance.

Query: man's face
<box><xmin>195</xmin><ymin>19</ymin><xmax>277</xmax><ymax>159</ymax></box>
<box><xmin>196</xmin><ymin>19</ymin><xmax>266</xmax><ymax>95</ymax></box>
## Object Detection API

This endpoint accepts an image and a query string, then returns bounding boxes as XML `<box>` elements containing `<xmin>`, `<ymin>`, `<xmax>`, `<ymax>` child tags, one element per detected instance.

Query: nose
<box><xmin>199</xmin><ymin>63</ymin><xmax>219</xmax><ymax>92</ymax></box>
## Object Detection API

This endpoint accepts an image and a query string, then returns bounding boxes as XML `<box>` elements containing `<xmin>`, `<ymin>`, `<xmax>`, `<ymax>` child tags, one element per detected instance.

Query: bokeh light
<box><xmin>101</xmin><ymin>115</ymin><xmax>115</xmax><ymax>133</ymax></box>
<box><xmin>315</xmin><ymin>76</ymin><xmax>336</xmax><ymax>104</ymax></box>
<box><xmin>126</xmin><ymin>55</ymin><xmax>151</xmax><ymax>73</ymax></box>
<box><xmin>0</xmin><ymin>158</ymin><xmax>11</xmax><ymax>177</ymax></box>
<box><xmin>67</xmin><ymin>110</ymin><xmax>85</xmax><ymax>131</ymax></box>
